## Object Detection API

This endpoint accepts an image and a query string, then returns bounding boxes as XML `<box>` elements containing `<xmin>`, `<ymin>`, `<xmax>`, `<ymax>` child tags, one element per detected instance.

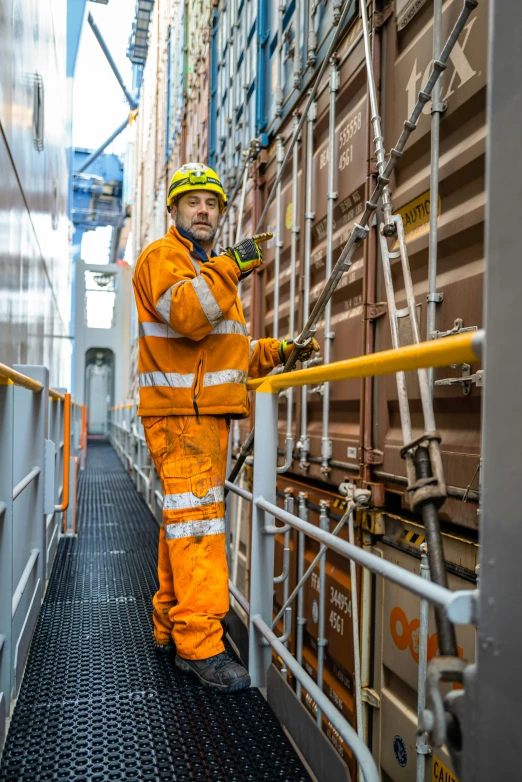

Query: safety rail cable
<box><xmin>226</xmin><ymin>0</ymin><xmax>480</xmax><ymax>490</ymax></box>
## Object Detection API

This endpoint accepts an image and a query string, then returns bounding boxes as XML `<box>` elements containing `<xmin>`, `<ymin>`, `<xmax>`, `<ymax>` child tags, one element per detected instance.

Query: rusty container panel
<box><xmin>372</xmin><ymin>534</ymin><xmax>475</xmax><ymax>781</ymax></box>
<box><xmin>300</xmin><ymin>644</ymin><xmax>356</xmax><ymax>780</ymax></box>
<box><xmin>374</xmin><ymin>0</ymin><xmax>487</xmax><ymax>528</ymax></box>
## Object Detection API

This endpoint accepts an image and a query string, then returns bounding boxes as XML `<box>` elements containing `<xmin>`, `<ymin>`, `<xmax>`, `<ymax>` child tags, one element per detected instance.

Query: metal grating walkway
<box><xmin>0</xmin><ymin>441</ymin><xmax>310</xmax><ymax>782</ymax></box>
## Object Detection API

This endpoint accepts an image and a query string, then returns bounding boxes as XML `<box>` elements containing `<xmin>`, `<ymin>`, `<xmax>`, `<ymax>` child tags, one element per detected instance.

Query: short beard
<box><xmin>175</xmin><ymin>213</ymin><xmax>218</xmax><ymax>246</ymax></box>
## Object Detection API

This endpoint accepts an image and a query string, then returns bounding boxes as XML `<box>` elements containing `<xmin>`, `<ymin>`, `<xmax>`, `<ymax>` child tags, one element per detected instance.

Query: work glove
<box><xmin>278</xmin><ymin>337</ymin><xmax>320</xmax><ymax>364</ymax></box>
<box><xmin>224</xmin><ymin>232</ymin><xmax>273</xmax><ymax>280</ymax></box>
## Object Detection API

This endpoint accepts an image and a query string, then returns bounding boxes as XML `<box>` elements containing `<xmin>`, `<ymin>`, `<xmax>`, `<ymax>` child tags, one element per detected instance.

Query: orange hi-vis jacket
<box><xmin>133</xmin><ymin>225</ymin><xmax>281</xmax><ymax>417</ymax></box>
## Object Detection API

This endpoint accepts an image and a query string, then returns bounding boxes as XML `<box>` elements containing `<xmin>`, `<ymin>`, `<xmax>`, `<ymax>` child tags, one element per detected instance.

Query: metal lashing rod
<box><xmin>278</xmin><ymin>116</ymin><xmax>301</xmax><ymax>474</ymax></box>
<box><xmin>226</xmin><ymin>0</ymin><xmax>479</xmax><ymax>489</ymax></box>
<box><xmin>360</xmin><ymin>0</ymin><xmax>393</xmax><ymax>231</ymax></box>
<box><xmin>427</xmin><ymin>0</ymin><xmax>444</xmax><ymax>391</ymax></box>
<box><xmin>274</xmin><ymin>136</ymin><xmax>284</xmax><ymax>341</ymax></box>
<box><xmin>215</xmin><ymin>142</ymin><xmax>257</xmax><ymax>244</ymax></box>
<box><xmin>255</xmin><ymin>0</ymin><xmax>356</xmax><ymax>233</ymax></box>
<box><xmin>379</xmin><ymin>214</ymin><xmax>457</xmax><ymax>657</ymax></box>
<box><xmin>321</xmin><ymin>60</ymin><xmax>339</xmax><ymax>474</ymax></box>
<box><xmin>298</xmin><ymin>98</ymin><xmax>317</xmax><ymax>471</ymax></box>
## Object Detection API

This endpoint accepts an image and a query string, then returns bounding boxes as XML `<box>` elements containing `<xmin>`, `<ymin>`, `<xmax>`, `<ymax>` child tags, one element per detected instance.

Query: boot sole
<box><xmin>175</xmin><ymin>655</ymin><xmax>251</xmax><ymax>693</ymax></box>
<box><xmin>154</xmin><ymin>642</ymin><xmax>176</xmax><ymax>654</ymax></box>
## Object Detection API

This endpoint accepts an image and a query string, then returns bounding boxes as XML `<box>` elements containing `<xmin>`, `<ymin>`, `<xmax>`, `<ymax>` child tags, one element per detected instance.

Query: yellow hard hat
<box><xmin>167</xmin><ymin>163</ymin><xmax>227</xmax><ymax>212</ymax></box>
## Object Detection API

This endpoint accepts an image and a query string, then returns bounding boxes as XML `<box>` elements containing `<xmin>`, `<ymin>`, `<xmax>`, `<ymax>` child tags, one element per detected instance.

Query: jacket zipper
<box><xmin>192</xmin><ymin>351</ymin><xmax>206</xmax><ymax>417</ymax></box>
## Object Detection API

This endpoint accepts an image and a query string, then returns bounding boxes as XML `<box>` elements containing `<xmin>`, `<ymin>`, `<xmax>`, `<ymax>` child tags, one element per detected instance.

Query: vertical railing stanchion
<box><xmin>248</xmin><ymin>383</ymin><xmax>278</xmax><ymax>687</ymax></box>
<box><xmin>416</xmin><ymin>544</ymin><xmax>432</xmax><ymax>780</ymax></box>
<box><xmin>296</xmin><ymin>491</ymin><xmax>307</xmax><ymax>700</ymax></box>
<box><xmin>316</xmin><ymin>499</ymin><xmax>329</xmax><ymax>725</ymax></box>
<box><xmin>0</xmin><ymin>379</ymin><xmax>15</xmax><ymax>728</ymax></box>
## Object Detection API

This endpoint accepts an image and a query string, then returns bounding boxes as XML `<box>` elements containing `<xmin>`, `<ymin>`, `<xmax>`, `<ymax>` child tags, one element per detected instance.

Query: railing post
<box><xmin>48</xmin><ymin>388</ymin><xmax>67</xmax><ymax>573</ymax></box>
<box><xmin>0</xmin><ymin>379</ymin><xmax>15</xmax><ymax>742</ymax></box>
<box><xmin>12</xmin><ymin>365</ymin><xmax>48</xmax><ymax>695</ymax></box>
<box><xmin>249</xmin><ymin>384</ymin><xmax>278</xmax><ymax>687</ymax></box>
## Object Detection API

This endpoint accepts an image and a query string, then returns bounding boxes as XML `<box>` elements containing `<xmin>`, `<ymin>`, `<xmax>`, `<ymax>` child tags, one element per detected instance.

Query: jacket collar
<box><xmin>169</xmin><ymin>225</ymin><xmax>217</xmax><ymax>264</ymax></box>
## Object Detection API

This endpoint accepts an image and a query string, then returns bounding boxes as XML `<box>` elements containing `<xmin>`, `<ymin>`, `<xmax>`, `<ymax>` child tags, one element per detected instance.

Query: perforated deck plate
<box><xmin>0</xmin><ymin>441</ymin><xmax>310</xmax><ymax>781</ymax></box>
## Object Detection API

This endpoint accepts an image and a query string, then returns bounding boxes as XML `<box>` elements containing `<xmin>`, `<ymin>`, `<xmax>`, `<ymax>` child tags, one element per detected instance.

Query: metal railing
<box><xmin>230</xmin><ymin>329</ymin><xmax>483</xmax><ymax>782</ymax></box>
<box><xmin>0</xmin><ymin>364</ymin><xmax>86</xmax><ymax>743</ymax></box>
<box><xmin>109</xmin><ymin>330</ymin><xmax>483</xmax><ymax>781</ymax></box>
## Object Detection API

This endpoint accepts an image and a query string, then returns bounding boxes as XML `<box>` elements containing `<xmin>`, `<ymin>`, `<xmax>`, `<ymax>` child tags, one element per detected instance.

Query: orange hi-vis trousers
<box><xmin>142</xmin><ymin>414</ymin><xmax>230</xmax><ymax>660</ymax></box>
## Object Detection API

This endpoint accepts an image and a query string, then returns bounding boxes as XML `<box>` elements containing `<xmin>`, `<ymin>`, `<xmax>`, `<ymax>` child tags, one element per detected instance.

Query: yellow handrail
<box><xmin>49</xmin><ymin>388</ymin><xmax>65</xmax><ymax>401</ymax></box>
<box><xmin>248</xmin><ymin>331</ymin><xmax>484</xmax><ymax>393</ymax></box>
<box><xmin>0</xmin><ymin>363</ymin><xmax>43</xmax><ymax>393</ymax></box>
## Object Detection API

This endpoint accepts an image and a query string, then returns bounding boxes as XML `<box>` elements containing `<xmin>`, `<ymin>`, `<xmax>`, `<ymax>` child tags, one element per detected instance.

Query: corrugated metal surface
<box><xmin>0</xmin><ymin>0</ymin><xmax>71</xmax><ymax>386</ymax></box>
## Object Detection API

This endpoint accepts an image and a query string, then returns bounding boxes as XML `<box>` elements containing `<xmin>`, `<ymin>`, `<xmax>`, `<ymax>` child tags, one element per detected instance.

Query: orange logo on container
<box><xmin>390</xmin><ymin>606</ymin><xmax>464</xmax><ymax>684</ymax></box>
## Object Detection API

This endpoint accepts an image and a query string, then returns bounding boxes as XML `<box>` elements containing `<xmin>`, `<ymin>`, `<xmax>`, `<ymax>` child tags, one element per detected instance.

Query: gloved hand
<box><xmin>224</xmin><ymin>232</ymin><xmax>273</xmax><ymax>280</ymax></box>
<box><xmin>278</xmin><ymin>337</ymin><xmax>320</xmax><ymax>364</ymax></box>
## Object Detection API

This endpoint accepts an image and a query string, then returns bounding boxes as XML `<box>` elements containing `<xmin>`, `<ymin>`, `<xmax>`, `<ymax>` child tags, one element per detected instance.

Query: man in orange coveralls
<box><xmin>133</xmin><ymin>162</ymin><xmax>319</xmax><ymax>692</ymax></box>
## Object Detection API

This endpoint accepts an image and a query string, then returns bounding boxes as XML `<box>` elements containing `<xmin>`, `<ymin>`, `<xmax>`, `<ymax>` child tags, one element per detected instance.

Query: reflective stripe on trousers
<box><xmin>142</xmin><ymin>414</ymin><xmax>230</xmax><ymax>660</ymax></box>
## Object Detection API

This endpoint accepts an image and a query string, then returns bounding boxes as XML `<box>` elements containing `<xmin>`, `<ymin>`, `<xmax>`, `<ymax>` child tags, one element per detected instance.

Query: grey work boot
<box><xmin>175</xmin><ymin>651</ymin><xmax>251</xmax><ymax>692</ymax></box>
<box><xmin>154</xmin><ymin>640</ymin><xmax>176</xmax><ymax>654</ymax></box>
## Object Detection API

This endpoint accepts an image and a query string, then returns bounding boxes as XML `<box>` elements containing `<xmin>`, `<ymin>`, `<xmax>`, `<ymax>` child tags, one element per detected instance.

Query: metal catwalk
<box><xmin>0</xmin><ymin>441</ymin><xmax>310</xmax><ymax>782</ymax></box>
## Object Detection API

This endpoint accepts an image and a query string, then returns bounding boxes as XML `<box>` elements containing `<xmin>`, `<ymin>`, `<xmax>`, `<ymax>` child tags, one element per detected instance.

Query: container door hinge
<box><xmin>365</xmin><ymin>301</ymin><xmax>387</xmax><ymax>321</ymax></box>
<box><xmin>362</xmin><ymin>509</ymin><xmax>385</xmax><ymax>535</ymax></box>
<box><xmin>374</xmin><ymin>5</ymin><xmax>394</xmax><ymax>29</ymax></box>
<box><xmin>430</xmin><ymin>318</ymin><xmax>477</xmax><ymax>340</ymax></box>
<box><xmin>362</xmin><ymin>688</ymin><xmax>381</xmax><ymax>708</ymax></box>
<box><xmin>363</xmin><ymin>448</ymin><xmax>383</xmax><ymax>465</ymax></box>
<box><xmin>435</xmin><ymin>365</ymin><xmax>483</xmax><ymax>396</ymax></box>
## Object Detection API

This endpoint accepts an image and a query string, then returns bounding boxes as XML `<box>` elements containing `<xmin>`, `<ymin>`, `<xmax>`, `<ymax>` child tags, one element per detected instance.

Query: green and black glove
<box><xmin>278</xmin><ymin>337</ymin><xmax>320</xmax><ymax>364</ymax></box>
<box><xmin>224</xmin><ymin>232</ymin><xmax>273</xmax><ymax>280</ymax></box>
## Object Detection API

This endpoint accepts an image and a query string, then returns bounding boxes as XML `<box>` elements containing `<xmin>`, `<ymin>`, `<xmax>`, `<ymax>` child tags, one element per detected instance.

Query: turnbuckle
<box><xmin>400</xmin><ymin>431</ymin><xmax>447</xmax><ymax>509</ymax></box>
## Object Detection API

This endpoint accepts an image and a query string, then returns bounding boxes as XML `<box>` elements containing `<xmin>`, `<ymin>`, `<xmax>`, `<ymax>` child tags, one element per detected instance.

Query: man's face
<box><xmin>172</xmin><ymin>190</ymin><xmax>220</xmax><ymax>245</ymax></box>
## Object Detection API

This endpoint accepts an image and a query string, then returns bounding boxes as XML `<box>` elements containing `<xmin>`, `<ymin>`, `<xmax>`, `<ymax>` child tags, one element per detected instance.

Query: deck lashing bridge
<box><xmin>0</xmin><ymin>441</ymin><xmax>310</xmax><ymax>782</ymax></box>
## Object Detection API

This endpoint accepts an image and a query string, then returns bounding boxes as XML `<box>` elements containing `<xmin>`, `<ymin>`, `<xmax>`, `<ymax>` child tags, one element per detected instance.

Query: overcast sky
<box><xmin>73</xmin><ymin>0</ymin><xmax>136</xmax><ymax>262</ymax></box>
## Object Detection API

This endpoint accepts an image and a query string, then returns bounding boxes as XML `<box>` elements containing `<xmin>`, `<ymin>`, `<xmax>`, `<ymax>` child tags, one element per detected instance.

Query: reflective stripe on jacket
<box><xmin>133</xmin><ymin>225</ymin><xmax>281</xmax><ymax>417</ymax></box>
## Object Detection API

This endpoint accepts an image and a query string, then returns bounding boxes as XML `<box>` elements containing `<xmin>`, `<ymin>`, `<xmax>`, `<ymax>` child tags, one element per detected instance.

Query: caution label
<box><xmin>432</xmin><ymin>756</ymin><xmax>460</xmax><ymax>782</ymax></box>
<box><xmin>397</xmin><ymin>190</ymin><xmax>442</xmax><ymax>238</ymax></box>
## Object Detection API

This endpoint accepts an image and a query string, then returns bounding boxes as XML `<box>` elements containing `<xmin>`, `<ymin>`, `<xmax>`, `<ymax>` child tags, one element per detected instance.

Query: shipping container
<box><xmin>129</xmin><ymin>0</ymin><xmax>487</xmax><ymax>777</ymax></box>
